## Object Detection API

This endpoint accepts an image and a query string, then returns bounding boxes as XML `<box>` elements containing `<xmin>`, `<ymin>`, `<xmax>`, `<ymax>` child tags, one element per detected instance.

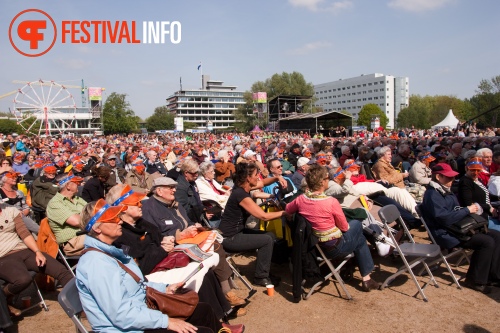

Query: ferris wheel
<box><xmin>12</xmin><ymin>79</ymin><xmax>77</xmax><ymax>136</ymax></box>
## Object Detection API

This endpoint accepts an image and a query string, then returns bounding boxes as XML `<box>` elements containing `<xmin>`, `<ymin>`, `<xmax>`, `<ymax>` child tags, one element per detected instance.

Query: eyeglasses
<box><xmin>188</xmin><ymin>171</ymin><xmax>199</xmax><ymax>175</ymax></box>
<box><xmin>2</xmin><ymin>162</ymin><xmax>10</xmax><ymax>165</ymax></box>
<box><xmin>274</xmin><ymin>165</ymin><xmax>283</xmax><ymax>169</ymax></box>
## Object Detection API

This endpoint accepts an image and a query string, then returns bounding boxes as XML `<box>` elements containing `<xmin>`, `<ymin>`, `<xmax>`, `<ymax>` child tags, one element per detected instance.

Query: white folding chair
<box><xmin>58</xmin><ymin>278</ymin><xmax>93</xmax><ymax>333</ymax></box>
<box><xmin>415</xmin><ymin>205</ymin><xmax>465</xmax><ymax>289</ymax></box>
<box><xmin>302</xmin><ymin>246</ymin><xmax>354</xmax><ymax>301</ymax></box>
<box><xmin>378</xmin><ymin>205</ymin><xmax>441</xmax><ymax>302</ymax></box>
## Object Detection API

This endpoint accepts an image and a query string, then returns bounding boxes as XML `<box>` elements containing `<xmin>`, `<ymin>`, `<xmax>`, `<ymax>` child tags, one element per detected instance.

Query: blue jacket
<box><xmin>421</xmin><ymin>181</ymin><xmax>472</xmax><ymax>250</ymax></box>
<box><xmin>76</xmin><ymin>236</ymin><xmax>169</xmax><ymax>333</ymax></box>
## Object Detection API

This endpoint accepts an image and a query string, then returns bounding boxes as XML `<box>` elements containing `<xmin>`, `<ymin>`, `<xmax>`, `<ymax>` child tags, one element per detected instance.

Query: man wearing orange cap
<box><xmin>46</xmin><ymin>173</ymin><xmax>87</xmax><ymax>255</ymax></box>
<box><xmin>31</xmin><ymin>163</ymin><xmax>59</xmax><ymax>211</ymax></box>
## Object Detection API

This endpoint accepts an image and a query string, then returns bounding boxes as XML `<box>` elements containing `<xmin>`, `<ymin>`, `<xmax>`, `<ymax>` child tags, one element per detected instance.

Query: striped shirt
<box><xmin>46</xmin><ymin>192</ymin><xmax>87</xmax><ymax>244</ymax></box>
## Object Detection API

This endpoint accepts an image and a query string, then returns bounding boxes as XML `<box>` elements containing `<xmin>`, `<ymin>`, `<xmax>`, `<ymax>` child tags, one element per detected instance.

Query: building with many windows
<box><xmin>314</xmin><ymin>73</ymin><xmax>409</xmax><ymax>129</ymax></box>
<box><xmin>166</xmin><ymin>75</ymin><xmax>245</xmax><ymax>130</ymax></box>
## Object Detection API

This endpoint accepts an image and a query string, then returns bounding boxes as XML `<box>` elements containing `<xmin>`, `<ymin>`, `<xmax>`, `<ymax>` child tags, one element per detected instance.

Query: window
<box><xmin>368</xmin><ymin>83</ymin><xmax>372</xmax><ymax>86</ymax></box>
<box><xmin>387</xmin><ymin>103</ymin><xmax>390</xmax><ymax>106</ymax></box>
<box><xmin>363</xmin><ymin>84</ymin><xmax>366</xmax><ymax>87</ymax></box>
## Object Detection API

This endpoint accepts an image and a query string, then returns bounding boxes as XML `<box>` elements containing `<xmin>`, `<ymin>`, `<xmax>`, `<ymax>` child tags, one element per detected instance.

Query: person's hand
<box><xmin>467</xmin><ymin>204</ymin><xmax>479</xmax><ymax>214</ymax></box>
<box><xmin>205</xmin><ymin>213</ymin><xmax>214</xmax><ymax>220</ymax></box>
<box><xmin>166</xmin><ymin>282</ymin><xmax>185</xmax><ymax>294</ymax></box>
<box><xmin>278</xmin><ymin>176</ymin><xmax>287</xmax><ymax>188</ymax></box>
<box><xmin>491</xmin><ymin>207</ymin><xmax>498</xmax><ymax>217</ymax></box>
<box><xmin>182</xmin><ymin>226</ymin><xmax>198</xmax><ymax>238</ymax></box>
<box><xmin>344</xmin><ymin>170</ymin><xmax>352</xmax><ymax>180</ymax></box>
<box><xmin>403</xmin><ymin>171</ymin><xmax>409</xmax><ymax>178</ymax></box>
<box><xmin>161</xmin><ymin>236</ymin><xmax>175</xmax><ymax>253</ymax></box>
<box><xmin>23</xmin><ymin>208</ymin><xmax>31</xmax><ymax>217</ymax></box>
<box><xmin>167</xmin><ymin>317</ymin><xmax>198</xmax><ymax>333</ymax></box>
<box><xmin>35</xmin><ymin>251</ymin><xmax>46</xmax><ymax>267</ymax></box>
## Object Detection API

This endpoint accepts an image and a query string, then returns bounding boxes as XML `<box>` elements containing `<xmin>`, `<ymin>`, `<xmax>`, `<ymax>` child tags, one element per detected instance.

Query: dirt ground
<box><xmin>6</xmin><ymin>230</ymin><xmax>500</xmax><ymax>333</ymax></box>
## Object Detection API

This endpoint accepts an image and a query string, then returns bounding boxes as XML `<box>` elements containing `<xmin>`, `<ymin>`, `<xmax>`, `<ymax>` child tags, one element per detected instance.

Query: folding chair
<box><xmin>414</xmin><ymin>205</ymin><xmax>464</xmax><ymax>289</ymax></box>
<box><xmin>378</xmin><ymin>204</ymin><xmax>441</xmax><ymax>302</ymax></box>
<box><xmin>226</xmin><ymin>253</ymin><xmax>257</xmax><ymax>300</ymax></box>
<box><xmin>0</xmin><ymin>271</ymin><xmax>49</xmax><ymax>314</ymax></box>
<box><xmin>58</xmin><ymin>278</ymin><xmax>93</xmax><ymax>333</ymax></box>
<box><xmin>38</xmin><ymin>218</ymin><xmax>80</xmax><ymax>277</ymax></box>
<box><xmin>302</xmin><ymin>246</ymin><xmax>354</xmax><ymax>301</ymax></box>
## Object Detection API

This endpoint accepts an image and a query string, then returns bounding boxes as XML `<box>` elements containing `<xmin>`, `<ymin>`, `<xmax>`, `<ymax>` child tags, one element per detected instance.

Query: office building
<box><xmin>166</xmin><ymin>75</ymin><xmax>245</xmax><ymax>130</ymax></box>
<box><xmin>314</xmin><ymin>73</ymin><xmax>409</xmax><ymax>129</ymax></box>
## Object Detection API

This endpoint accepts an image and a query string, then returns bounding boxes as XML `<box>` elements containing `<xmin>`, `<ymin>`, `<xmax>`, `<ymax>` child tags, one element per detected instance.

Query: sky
<box><xmin>0</xmin><ymin>0</ymin><xmax>499</xmax><ymax>120</ymax></box>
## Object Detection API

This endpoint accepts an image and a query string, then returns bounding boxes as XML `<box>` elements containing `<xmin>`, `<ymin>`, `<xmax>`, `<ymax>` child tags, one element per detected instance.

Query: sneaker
<box><xmin>221</xmin><ymin>323</ymin><xmax>245</xmax><ymax>333</ymax></box>
<box><xmin>361</xmin><ymin>278</ymin><xmax>381</xmax><ymax>292</ymax></box>
<box><xmin>225</xmin><ymin>291</ymin><xmax>246</xmax><ymax>307</ymax></box>
<box><xmin>253</xmin><ymin>277</ymin><xmax>273</xmax><ymax>287</ymax></box>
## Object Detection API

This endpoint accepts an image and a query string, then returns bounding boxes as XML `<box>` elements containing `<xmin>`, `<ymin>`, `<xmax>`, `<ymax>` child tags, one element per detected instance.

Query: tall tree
<box><xmin>145</xmin><ymin>106</ymin><xmax>174</xmax><ymax>132</ymax></box>
<box><xmin>102</xmin><ymin>92</ymin><xmax>138</xmax><ymax>134</ymax></box>
<box><xmin>357</xmin><ymin>103</ymin><xmax>388</xmax><ymax>129</ymax></box>
<box><xmin>469</xmin><ymin>75</ymin><xmax>500</xmax><ymax>127</ymax></box>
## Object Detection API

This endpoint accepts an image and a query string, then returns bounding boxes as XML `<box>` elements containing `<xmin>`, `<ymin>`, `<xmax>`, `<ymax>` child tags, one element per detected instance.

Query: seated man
<box><xmin>31</xmin><ymin>163</ymin><xmax>59</xmax><ymax>210</ymax></box>
<box><xmin>263</xmin><ymin>158</ymin><xmax>297</xmax><ymax>201</ymax></box>
<box><xmin>291</xmin><ymin>157</ymin><xmax>311</xmax><ymax>189</ymax></box>
<box><xmin>144</xmin><ymin>149</ymin><xmax>168</xmax><ymax>176</ymax></box>
<box><xmin>46</xmin><ymin>173</ymin><xmax>86</xmax><ymax>256</ymax></box>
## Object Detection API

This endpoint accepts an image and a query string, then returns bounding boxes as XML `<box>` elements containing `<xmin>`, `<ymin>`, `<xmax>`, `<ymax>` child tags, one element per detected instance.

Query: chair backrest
<box><xmin>58</xmin><ymin>278</ymin><xmax>89</xmax><ymax>333</ymax></box>
<box><xmin>378</xmin><ymin>204</ymin><xmax>415</xmax><ymax>243</ymax></box>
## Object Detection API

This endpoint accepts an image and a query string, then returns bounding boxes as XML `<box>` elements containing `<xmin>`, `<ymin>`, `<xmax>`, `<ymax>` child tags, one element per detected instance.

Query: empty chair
<box><xmin>415</xmin><ymin>205</ymin><xmax>464</xmax><ymax>288</ymax></box>
<box><xmin>58</xmin><ymin>278</ymin><xmax>91</xmax><ymax>333</ymax></box>
<box><xmin>378</xmin><ymin>204</ymin><xmax>441</xmax><ymax>302</ymax></box>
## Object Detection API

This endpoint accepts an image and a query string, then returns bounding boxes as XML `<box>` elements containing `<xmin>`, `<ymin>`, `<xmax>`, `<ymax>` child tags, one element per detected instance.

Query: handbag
<box><xmin>83</xmin><ymin>248</ymin><xmax>199</xmax><ymax>320</ymax></box>
<box><xmin>150</xmin><ymin>252</ymin><xmax>190</xmax><ymax>274</ymax></box>
<box><xmin>444</xmin><ymin>214</ymin><xmax>488</xmax><ymax>242</ymax></box>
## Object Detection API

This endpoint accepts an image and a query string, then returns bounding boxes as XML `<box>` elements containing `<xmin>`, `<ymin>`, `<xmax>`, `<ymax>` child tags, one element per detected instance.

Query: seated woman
<box><xmin>421</xmin><ymin>163</ymin><xmax>500</xmax><ymax>294</ymax></box>
<box><xmin>77</xmin><ymin>199</ymin><xmax>241</xmax><ymax>333</ymax></box>
<box><xmin>196</xmin><ymin>161</ymin><xmax>231</xmax><ymax>209</ymax></box>
<box><xmin>371</xmin><ymin>146</ymin><xmax>409</xmax><ymax>188</ymax></box>
<box><xmin>219</xmin><ymin>163</ymin><xmax>286</xmax><ymax>287</ymax></box>
<box><xmin>458</xmin><ymin>157</ymin><xmax>500</xmax><ymax>232</ymax></box>
<box><xmin>103</xmin><ymin>184</ymin><xmax>240</xmax><ymax>319</ymax></box>
<box><xmin>0</xmin><ymin>171</ymin><xmax>39</xmax><ymax>234</ymax></box>
<box><xmin>285</xmin><ymin>164</ymin><xmax>382</xmax><ymax>291</ymax></box>
<box><xmin>409</xmin><ymin>152</ymin><xmax>435</xmax><ymax>185</ymax></box>
<box><xmin>141</xmin><ymin>177</ymin><xmax>247</xmax><ymax>307</ymax></box>
<box><xmin>0</xmin><ymin>204</ymin><xmax>72</xmax><ymax>317</ymax></box>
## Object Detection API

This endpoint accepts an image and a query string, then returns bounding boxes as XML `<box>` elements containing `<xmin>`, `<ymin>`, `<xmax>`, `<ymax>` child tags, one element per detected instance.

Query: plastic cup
<box><xmin>21</xmin><ymin>296</ymin><xmax>31</xmax><ymax>309</ymax></box>
<box><xmin>266</xmin><ymin>284</ymin><xmax>274</xmax><ymax>297</ymax></box>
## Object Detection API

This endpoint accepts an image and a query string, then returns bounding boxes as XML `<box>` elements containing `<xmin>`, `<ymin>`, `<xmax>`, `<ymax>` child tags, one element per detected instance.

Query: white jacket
<box><xmin>195</xmin><ymin>177</ymin><xmax>229</xmax><ymax>208</ymax></box>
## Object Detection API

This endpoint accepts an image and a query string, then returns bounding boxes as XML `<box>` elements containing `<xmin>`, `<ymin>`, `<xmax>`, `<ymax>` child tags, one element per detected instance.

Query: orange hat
<box><xmin>58</xmin><ymin>174</ymin><xmax>84</xmax><ymax>186</ymax></box>
<box><xmin>303</xmin><ymin>149</ymin><xmax>312</xmax><ymax>158</ymax></box>
<box><xmin>13</xmin><ymin>152</ymin><xmax>24</xmax><ymax>161</ymax></box>
<box><xmin>111</xmin><ymin>184</ymin><xmax>146</xmax><ymax>207</ymax></box>
<box><xmin>419</xmin><ymin>152</ymin><xmax>436</xmax><ymax>163</ymax></box>
<box><xmin>332</xmin><ymin>166</ymin><xmax>345</xmax><ymax>181</ymax></box>
<box><xmin>34</xmin><ymin>158</ymin><xmax>45</xmax><ymax>168</ymax></box>
<box><xmin>56</xmin><ymin>159</ymin><xmax>66</xmax><ymax>167</ymax></box>
<box><xmin>466</xmin><ymin>157</ymin><xmax>484</xmax><ymax>171</ymax></box>
<box><xmin>84</xmin><ymin>199</ymin><xmax>128</xmax><ymax>232</ymax></box>
<box><xmin>43</xmin><ymin>163</ymin><xmax>57</xmax><ymax>174</ymax></box>
<box><xmin>73</xmin><ymin>159</ymin><xmax>85</xmax><ymax>171</ymax></box>
<box><xmin>343</xmin><ymin>161</ymin><xmax>360</xmax><ymax>171</ymax></box>
<box><xmin>3</xmin><ymin>171</ymin><xmax>20</xmax><ymax>179</ymax></box>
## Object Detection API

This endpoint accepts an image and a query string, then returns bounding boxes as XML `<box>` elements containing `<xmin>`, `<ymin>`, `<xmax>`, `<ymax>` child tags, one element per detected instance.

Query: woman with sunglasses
<box><xmin>106</xmin><ymin>184</ymin><xmax>241</xmax><ymax>320</ymax></box>
<box><xmin>285</xmin><ymin>164</ymin><xmax>382</xmax><ymax>291</ymax></box>
<box><xmin>78</xmin><ymin>199</ymin><xmax>240</xmax><ymax>333</ymax></box>
<box><xmin>458</xmin><ymin>157</ymin><xmax>500</xmax><ymax>232</ymax></box>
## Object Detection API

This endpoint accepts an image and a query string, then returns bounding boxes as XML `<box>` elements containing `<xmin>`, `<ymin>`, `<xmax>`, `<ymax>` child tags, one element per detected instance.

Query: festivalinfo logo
<box><xmin>9</xmin><ymin>9</ymin><xmax>182</xmax><ymax>57</ymax></box>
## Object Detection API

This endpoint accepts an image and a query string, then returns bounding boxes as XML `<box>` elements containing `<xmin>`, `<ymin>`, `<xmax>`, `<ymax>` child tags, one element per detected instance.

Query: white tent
<box><xmin>431</xmin><ymin>109</ymin><xmax>460</xmax><ymax>129</ymax></box>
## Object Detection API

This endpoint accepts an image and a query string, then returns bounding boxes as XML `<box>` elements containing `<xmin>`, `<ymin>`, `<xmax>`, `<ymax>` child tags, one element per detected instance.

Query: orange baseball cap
<box><xmin>111</xmin><ymin>184</ymin><xmax>146</xmax><ymax>207</ymax></box>
<box><xmin>85</xmin><ymin>199</ymin><xmax>128</xmax><ymax>232</ymax></box>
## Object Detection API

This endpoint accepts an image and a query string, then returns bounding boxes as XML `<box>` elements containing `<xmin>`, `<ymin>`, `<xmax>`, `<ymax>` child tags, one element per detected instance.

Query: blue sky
<box><xmin>1</xmin><ymin>0</ymin><xmax>499</xmax><ymax>120</ymax></box>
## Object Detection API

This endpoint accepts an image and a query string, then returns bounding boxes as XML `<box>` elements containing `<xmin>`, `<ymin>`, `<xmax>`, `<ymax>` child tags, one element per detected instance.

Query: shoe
<box><xmin>8</xmin><ymin>304</ymin><xmax>22</xmax><ymax>317</ymax></box>
<box><xmin>253</xmin><ymin>277</ymin><xmax>273</xmax><ymax>287</ymax></box>
<box><xmin>269</xmin><ymin>273</ymin><xmax>281</xmax><ymax>287</ymax></box>
<box><xmin>225</xmin><ymin>291</ymin><xmax>246</xmax><ymax>307</ymax></box>
<box><xmin>222</xmin><ymin>323</ymin><xmax>245</xmax><ymax>333</ymax></box>
<box><xmin>464</xmin><ymin>279</ymin><xmax>492</xmax><ymax>294</ymax></box>
<box><xmin>236</xmin><ymin>307</ymin><xmax>247</xmax><ymax>317</ymax></box>
<box><xmin>361</xmin><ymin>279</ymin><xmax>381</xmax><ymax>292</ymax></box>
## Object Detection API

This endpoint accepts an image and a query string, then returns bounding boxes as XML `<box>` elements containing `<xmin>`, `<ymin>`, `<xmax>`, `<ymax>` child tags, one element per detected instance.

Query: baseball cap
<box><xmin>297</xmin><ymin>157</ymin><xmax>311</xmax><ymax>168</ymax></box>
<box><xmin>431</xmin><ymin>163</ymin><xmax>459</xmax><ymax>177</ymax></box>
<box><xmin>111</xmin><ymin>184</ymin><xmax>147</xmax><ymax>206</ymax></box>
<box><xmin>243</xmin><ymin>150</ymin><xmax>257</xmax><ymax>159</ymax></box>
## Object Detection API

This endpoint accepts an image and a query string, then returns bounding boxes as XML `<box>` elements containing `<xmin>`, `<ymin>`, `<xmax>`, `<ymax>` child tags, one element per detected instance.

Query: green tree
<box><xmin>102</xmin><ymin>92</ymin><xmax>138</xmax><ymax>134</ymax></box>
<box><xmin>468</xmin><ymin>75</ymin><xmax>500</xmax><ymax>127</ymax></box>
<box><xmin>145</xmin><ymin>106</ymin><xmax>174</xmax><ymax>132</ymax></box>
<box><xmin>0</xmin><ymin>119</ymin><xmax>22</xmax><ymax>134</ymax></box>
<box><xmin>183</xmin><ymin>122</ymin><xmax>198</xmax><ymax>130</ymax></box>
<box><xmin>357</xmin><ymin>103</ymin><xmax>388</xmax><ymax>130</ymax></box>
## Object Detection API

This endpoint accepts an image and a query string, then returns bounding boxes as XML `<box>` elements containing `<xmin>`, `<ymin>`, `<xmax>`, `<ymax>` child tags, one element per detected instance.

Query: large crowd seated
<box><xmin>1</xmin><ymin>122</ymin><xmax>500</xmax><ymax>333</ymax></box>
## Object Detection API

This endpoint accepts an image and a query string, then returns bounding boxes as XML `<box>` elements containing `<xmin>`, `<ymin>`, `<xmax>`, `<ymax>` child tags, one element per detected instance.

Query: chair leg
<box><xmin>314</xmin><ymin>246</ymin><xmax>353</xmax><ymax>300</ymax></box>
<box><xmin>225</xmin><ymin>256</ymin><xmax>256</xmax><ymax>299</ymax></box>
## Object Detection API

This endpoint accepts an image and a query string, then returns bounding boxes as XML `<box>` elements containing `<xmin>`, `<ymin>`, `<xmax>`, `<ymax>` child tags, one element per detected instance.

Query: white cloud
<box><xmin>288</xmin><ymin>41</ymin><xmax>332</xmax><ymax>55</ymax></box>
<box><xmin>55</xmin><ymin>58</ymin><xmax>92</xmax><ymax>70</ymax></box>
<box><xmin>387</xmin><ymin>0</ymin><xmax>454</xmax><ymax>12</ymax></box>
<box><xmin>289</xmin><ymin>0</ymin><xmax>353</xmax><ymax>13</ymax></box>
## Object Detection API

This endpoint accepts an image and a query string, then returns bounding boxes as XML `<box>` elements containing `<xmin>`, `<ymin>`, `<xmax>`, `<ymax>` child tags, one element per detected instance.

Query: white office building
<box><xmin>314</xmin><ymin>73</ymin><xmax>409</xmax><ymax>129</ymax></box>
<box><xmin>166</xmin><ymin>75</ymin><xmax>245</xmax><ymax>130</ymax></box>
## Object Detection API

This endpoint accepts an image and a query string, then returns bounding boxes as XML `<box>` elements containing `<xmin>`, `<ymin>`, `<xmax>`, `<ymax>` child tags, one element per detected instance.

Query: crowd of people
<box><xmin>0</xmin><ymin>125</ymin><xmax>500</xmax><ymax>332</ymax></box>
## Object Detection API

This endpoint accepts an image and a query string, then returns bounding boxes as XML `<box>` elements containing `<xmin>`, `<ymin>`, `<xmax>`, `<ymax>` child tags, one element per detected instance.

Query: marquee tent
<box><xmin>431</xmin><ymin>109</ymin><xmax>460</xmax><ymax>129</ymax></box>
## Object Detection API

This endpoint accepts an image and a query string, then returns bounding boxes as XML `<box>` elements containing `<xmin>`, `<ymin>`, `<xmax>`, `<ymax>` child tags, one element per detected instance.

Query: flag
<box><xmin>197</xmin><ymin>63</ymin><xmax>201</xmax><ymax>71</ymax></box>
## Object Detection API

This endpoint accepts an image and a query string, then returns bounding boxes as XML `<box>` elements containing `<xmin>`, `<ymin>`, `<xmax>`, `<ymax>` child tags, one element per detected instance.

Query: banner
<box><xmin>88</xmin><ymin>87</ymin><xmax>102</xmax><ymax>101</ymax></box>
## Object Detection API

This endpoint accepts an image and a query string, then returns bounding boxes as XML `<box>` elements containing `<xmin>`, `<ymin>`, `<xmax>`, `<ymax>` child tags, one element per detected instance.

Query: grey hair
<box><xmin>476</xmin><ymin>148</ymin><xmax>492</xmax><ymax>157</ymax></box>
<box><xmin>80</xmin><ymin>201</ymin><xmax>100</xmax><ymax>237</ymax></box>
<box><xmin>377</xmin><ymin>146</ymin><xmax>392</xmax><ymax>158</ymax></box>
<box><xmin>464</xmin><ymin>150</ymin><xmax>477</xmax><ymax>160</ymax></box>
<box><xmin>218</xmin><ymin>150</ymin><xmax>228</xmax><ymax>159</ymax></box>
<box><xmin>105</xmin><ymin>184</ymin><xmax>128</xmax><ymax>205</ymax></box>
<box><xmin>199</xmin><ymin>161</ymin><xmax>214</xmax><ymax>176</ymax></box>
<box><xmin>340</xmin><ymin>145</ymin><xmax>350</xmax><ymax>154</ymax></box>
<box><xmin>180</xmin><ymin>159</ymin><xmax>199</xmax><ymax>173</ymax></box>
<box><xmin>397</xmin><ymin>144</ymin><xmax>409</xmax><ymax>155</ymax></box>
